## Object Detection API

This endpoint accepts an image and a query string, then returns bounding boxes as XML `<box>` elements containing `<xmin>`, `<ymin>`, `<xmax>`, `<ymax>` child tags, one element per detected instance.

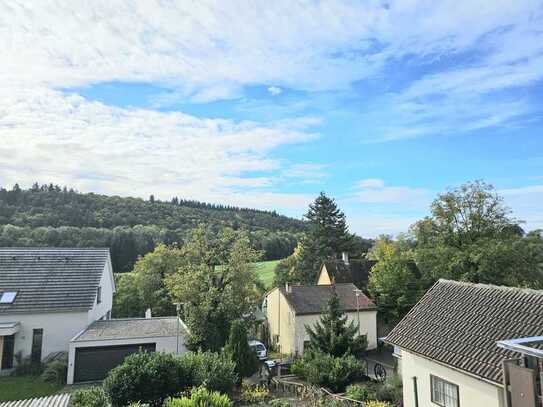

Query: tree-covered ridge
<box><xmin>0</xmin><ymin>184</ymin><xmax>303</xmax><ymax>272</ymax></box>
<box><xmin>0</xmin><ymin>183</ymin><xmax>305</xmax><ymax>232</ymax></box>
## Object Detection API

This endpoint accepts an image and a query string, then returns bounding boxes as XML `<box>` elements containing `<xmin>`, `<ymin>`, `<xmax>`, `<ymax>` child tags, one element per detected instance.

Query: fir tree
<box><xmin>305</xmin><ymin>287</ymin><xmax>367</xmax><ymax>357</ymax></box>
<box><xmin>295</xmin><ymin>192</ymin><xmax>354</xmax><ymax>283</ymax></box>
<box><xmin>224</xmin><ymin>320</ymin><xmax>259</xmax><ymax>384</ymax></box>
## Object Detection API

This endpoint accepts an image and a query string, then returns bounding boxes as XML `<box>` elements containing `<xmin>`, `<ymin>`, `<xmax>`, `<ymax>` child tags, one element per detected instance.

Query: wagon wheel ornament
<box><xmin>374</xmin><ymin>363</ymin><xmax>387</xmax><ymax>382</ymax></box>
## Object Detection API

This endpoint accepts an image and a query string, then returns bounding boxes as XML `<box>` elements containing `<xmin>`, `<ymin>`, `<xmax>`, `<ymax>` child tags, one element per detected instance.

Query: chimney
<box><xmin>145</xmin><ymin>308</ymin><xmax>152</xmax><ymax>319</ymax></box>
<box><xmin>285</xmin><ymin>282</ymin><xmax>292</xmax><ymax>294</ymax></box>
<box><xmin>342</xmin><ymin>252</ymin><xmax>349</xmax><ymax>265</ymax></box>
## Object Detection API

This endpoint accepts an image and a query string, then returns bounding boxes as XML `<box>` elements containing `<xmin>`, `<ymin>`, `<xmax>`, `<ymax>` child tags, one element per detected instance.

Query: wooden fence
<box><xmin>271</xmin><ymin>375</ymin><xmax>365</xmax><ymax>405</ymax></box>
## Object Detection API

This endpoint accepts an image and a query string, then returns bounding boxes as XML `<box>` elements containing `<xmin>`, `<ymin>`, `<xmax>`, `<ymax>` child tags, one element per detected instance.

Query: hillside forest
<box><xmin>0</xmin><ymin>183</ymin><xmax>303</xmax><ymax>271</ymax></box>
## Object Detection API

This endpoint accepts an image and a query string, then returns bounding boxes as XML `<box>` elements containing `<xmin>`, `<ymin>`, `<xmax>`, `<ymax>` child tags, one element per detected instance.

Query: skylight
<box><xmin>0</xmin><ymin>292</ymin><xmax>17</xmax><ymax>304</ymax></box>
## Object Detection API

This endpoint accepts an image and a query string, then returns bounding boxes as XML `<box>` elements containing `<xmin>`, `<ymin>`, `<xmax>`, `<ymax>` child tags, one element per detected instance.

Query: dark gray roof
<box><xmin>73</xmin><ymin>317</ymin><xmax>185</xmax><ymax>342</ymax></box>
<box><xmin>320</xmin><ymin>259</ymin><xmax>377</xmax><ymax>289</ymax></box>
<box><xmin>280</xmin><ymin>283</ymin><xmax>376</xmax><ymax>315</ymax></box>
<box><xmin>0</xmin><ymin>248</ymin><xmax>111</xmax><ymax>314</ymax></box>
<box><xmin>386</xmin><ymin>279</ymin><xmax>543</xmax><ymax>385</ymax></box>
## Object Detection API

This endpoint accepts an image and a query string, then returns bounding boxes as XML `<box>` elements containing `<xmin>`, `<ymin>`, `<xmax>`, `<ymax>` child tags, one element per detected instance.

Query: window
<box><xmin>96</xmin><ymin>286</ymin><xmax>102</xmax><ymax>304</ymax></box>
<box><xmin>31</xmin><ymin>329</ymin><xmax>43</xmax><ymax>364</ymax></box>
<box><xmin>0</xmin><ymin>291</ymin><xmax>17</xmax><ymax>304</ymax></box>
<box><xmin>431</xmin><ymin>375</ymin><xmax>459</xmax><ymax>407</ymax></box>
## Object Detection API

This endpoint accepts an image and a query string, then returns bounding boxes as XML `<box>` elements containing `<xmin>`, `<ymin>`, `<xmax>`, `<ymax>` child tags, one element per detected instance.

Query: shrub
<box><xmin>241</xmin><ymin>384</ymin><xmax>270</xmax><ymax>403</ymax></box>
<box><xmin>41</xmin><ymin>360</ymin><xmax>67</xmax><ymax>386</ymax></box>
<box><xmin>373</xmin><ymin>375</ymin><xmax>402</xmax><ymax>405</ymax></box>
<box><xmin>345</xmin><ymin>384</ymin><xmax>374</xmax><ymax>401</ymax></box>
<box><xmin>14</xmin><ymin>354</ymin><xmax>43</xmax><ymax>376</ymax></box>
<box><xmin>224</xmin><ymin>320</ymin><xmax>259</xmax><ymax>383</ymax></box>
<box><xmin>291</xmin><ymin>351</ymin><xmax>365</xmax><ymax>393</ymax></box>
<box><xmin>165</xmin><ymin>386</ymin><xmax>233</xmax><ymax>407</ymax></box>
<box><xmin>103</xmin><ymin>351</ymin><xmax>188</xmax><ymax>407</ymax></box>
<box><xmin>365</xmin><ymin>401</ymin><xmax>394</xmax><ymax>407</ymax></box>
<box><xmin>71</xmin><ymin>386</ymin><xmax>108</xmax><ymax>407</ymax></box>
<box><xmin>180</xmin><ymin>351</ymin><xmax>236</xmax><ymax>394</ymax></box>
<box><xmin>269</xmin><ymin>399</ymin><xmax>290</xmax><ymax>407</ymax></box>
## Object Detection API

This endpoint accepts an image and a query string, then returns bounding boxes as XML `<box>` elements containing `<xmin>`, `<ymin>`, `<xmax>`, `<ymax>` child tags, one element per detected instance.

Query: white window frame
<box><xmin>431</xmin><ymin>374</ymin><xmax>459</xmax><ymax>407</ymax></box>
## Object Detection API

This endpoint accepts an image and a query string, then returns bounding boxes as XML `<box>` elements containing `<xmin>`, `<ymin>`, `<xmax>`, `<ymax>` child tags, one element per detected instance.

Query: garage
<box><xmin>68</xmin><ymin>317</ymin><xmax>189</xmax><ymax>384</ymax></box>
<box><xmin>74</xmin><ymin>342</ymin><xmax>156</xmax><ymax>382</ymax></box>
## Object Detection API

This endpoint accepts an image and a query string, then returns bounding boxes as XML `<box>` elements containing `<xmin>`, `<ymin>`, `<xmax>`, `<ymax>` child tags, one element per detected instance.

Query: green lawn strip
<box><xmin>216</xmin><ymin>259</ymin><xmax>282</xmax><ymax>289</ymax></box>
<box><xmin>0</xmin><ymin>376</ymin><xmax>62</xmax><ymax>401</ymax></box>
<box><xmin>253</xmin><ymin>260</ymin><xmax>281</xmax><ymax>289</ymax></box>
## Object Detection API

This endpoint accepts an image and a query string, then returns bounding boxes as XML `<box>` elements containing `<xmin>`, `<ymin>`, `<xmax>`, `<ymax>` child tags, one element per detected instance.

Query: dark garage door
<box><xmin>74</xmin><ymin>343</ymin><xmax>156</xmax><ymax>383</ymax></box>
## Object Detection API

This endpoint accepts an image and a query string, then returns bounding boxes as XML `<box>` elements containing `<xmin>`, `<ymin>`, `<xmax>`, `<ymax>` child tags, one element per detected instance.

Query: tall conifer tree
<box><xmin>305</xmin><ymin>288</ymin><xmax>367</xmax><ymax>357</ymax></box>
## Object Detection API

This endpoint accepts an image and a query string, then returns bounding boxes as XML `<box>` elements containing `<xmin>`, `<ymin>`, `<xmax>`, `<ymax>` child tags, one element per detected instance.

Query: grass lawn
<box><xmin>217</xmin><ymin>259</ymin><xmax>282</xmax><ymax>289</ymax></box>
<box><xmin>0</xmin><ymin>376</ymin><xmax>62</xmax><ymax>401</ymax></box>
<box><xmin>254</xmin><ymin>259</ymin><xmax>281</xmax><ymax>289</ymax></box>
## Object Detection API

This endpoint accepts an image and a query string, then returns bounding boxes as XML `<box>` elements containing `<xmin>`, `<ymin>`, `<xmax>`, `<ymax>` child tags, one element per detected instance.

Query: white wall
<box><xmin>67</xmin><ymin>335</ymin><xmax>187</xmax><ymax>384</ymax></box>
<box><xmin>400</xmin><ymin>350</ymin><xmax>505</xmax><ymax>407</ymax></box>
<box><xmin>0</xmin><ymin>311</ymin><xmax>89</xmax><ymax>365</ymax></box>
<box><xmin>87</xmin><ymin>262</ymin><xmax>114</xmax><ymax>324</ymax></box>
<box><xmin>294</xmin><ymin>310</ymin><xmax>377</xmax><ymax>354</ymax></box>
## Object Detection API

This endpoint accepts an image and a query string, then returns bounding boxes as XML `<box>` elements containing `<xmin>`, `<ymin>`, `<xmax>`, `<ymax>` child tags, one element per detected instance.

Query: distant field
<box><xmin>253</xmin><ymin>259</ymin><xmax>281</xmax><ymax>289</ymax></box>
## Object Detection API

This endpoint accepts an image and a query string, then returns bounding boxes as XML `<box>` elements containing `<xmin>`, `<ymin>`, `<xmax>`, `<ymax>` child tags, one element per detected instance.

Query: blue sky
<box><xmin>1</xmin><ymin>1</ymin><xmax>543</xmax><ymax>236</ymax></box>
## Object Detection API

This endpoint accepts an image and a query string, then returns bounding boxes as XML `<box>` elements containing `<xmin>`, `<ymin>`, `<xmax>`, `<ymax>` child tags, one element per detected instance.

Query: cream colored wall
<box><xmin>294</xmin><ymin>310</ymin><xmax>377</xmax><ymax>354</ymax></box>
<box><xmin>400</xmin><ymin>350</ymin><xmax>504</xmax><ymax>407</ymax></box>
<box><xmin>266</xmin><ymin>288</ymin><xmax>297</xmax><ymax>354</ymax></box>
<box><xmin>317</xmin><ymin>265</ymin><xmax>332</xmax><ymax>285</ymax></box>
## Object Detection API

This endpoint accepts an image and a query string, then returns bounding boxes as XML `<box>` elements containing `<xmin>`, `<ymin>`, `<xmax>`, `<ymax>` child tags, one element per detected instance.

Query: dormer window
<box><xmin>0</xmin><ymin>291</ymin><xmax>17</xmax><ymax>304</ymax></box>
<box><xmin>96</xmin><ymin>286</ymin><xmax>102</xmax><ymax>304</ymax></box>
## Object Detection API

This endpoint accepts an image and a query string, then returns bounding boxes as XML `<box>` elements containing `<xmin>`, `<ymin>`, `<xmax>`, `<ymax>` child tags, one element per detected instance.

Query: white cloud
<box><xmin>1</xmin><ymin>1</ymin><xmax>541</xmax><ymax>97</ymax></box>
<box><xmin>0</xmin><ymin>85</ymin><xmax>316</xmax><ymax>212</ymax></box>
<box><xmin>268</xmin><ymin>86</ymin><xmax>282</xmax><ymax>96</ymax></box>
<box><xmin>346</xmin><ymin>212</ymin><xmax>419</xmax><ymax>238</ymax></box>
<box><xmin>499</xmin><ymin>185</ymin><xmax>543</xmax><ymax>230</ymax></box>
<box><xmin>282</xmin><ymin>163</ymin><xmax>328</xmax><ymax>184</ymax></box>
<box><xmin>352</xmin><ymin>179</ymin><xmax>432</xmax><ymax>207</ymax></box>
<box><xmin>355</xmin><ymin>179</ymin><xmax>385</xmax><ymax>189</ymax></box>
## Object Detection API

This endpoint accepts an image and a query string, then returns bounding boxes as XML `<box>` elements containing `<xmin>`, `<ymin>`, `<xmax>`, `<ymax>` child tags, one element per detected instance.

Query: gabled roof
<box><xmin>319</xmin><ymin>259</ymin><xmax>376</xmax><ymax>289</ymax></box>
<box><xmin>0</xmin><ymin>248</ymin><xmax>112</xmax><ymax>314</ymax></box>
<box><xmin>386</xmin><ymin>279</ymin><xmax>543</xmax><ymax>385</ymax></box>
<box><xmin>72</xmin><ymin>317</ymin><xmax>187</xmax><ymax>342</ymax></box>
<box><xmin>278</xmin><ymin>283</ymin><xmax>376</xmax><ymax>315</ymax></box>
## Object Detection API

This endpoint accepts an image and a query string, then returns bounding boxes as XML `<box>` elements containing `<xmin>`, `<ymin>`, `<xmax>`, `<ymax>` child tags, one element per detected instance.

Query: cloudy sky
<box><xmin>1</xmin><ymin>1</ymin><xmax>543</xmax><ymax>236</ymax></box>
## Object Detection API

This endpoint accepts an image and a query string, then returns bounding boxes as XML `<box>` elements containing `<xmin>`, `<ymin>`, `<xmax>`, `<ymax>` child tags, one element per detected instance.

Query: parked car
<box><xmin>249</xmin><ymin>340</ymin><xmax>267</xmax><ymax>360</ymax></box>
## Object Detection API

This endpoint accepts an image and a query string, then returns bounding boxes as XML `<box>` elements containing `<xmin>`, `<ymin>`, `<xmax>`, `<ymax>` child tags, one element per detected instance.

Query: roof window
<box><xmin>0</xmin><ymin>291</ymin><xmax>17</xmax><ymax>304</ymax></box>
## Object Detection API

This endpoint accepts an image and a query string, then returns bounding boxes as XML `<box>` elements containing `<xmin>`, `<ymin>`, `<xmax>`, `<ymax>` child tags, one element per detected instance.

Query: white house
<box><xmin>0</xmin><ymin>247</ymin><xmax>189</xmax><ymax>384</ymax></box>
<box><xmin>265</xmin><ymin>283</ymin><xmax>378</xmax><ymax>355</ymax></box>
<box><xmin>385</xmin><ymin>279</ymin><xmax>543</xmax><ymax>407</ymax></box>
<box><xmin>0</xmin><ymin>248</ymin><xmax>115</xmax><ymax>374</ymax></box>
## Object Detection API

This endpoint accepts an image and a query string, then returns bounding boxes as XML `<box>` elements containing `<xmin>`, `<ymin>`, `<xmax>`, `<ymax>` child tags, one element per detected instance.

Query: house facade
<box><xmin>265</xmin><ymin>283</ymin><xmax>378</xmax><ymax>355</ymax></box>
<box><xmin>0</xmin><ymin>248</ymin><xmax>115</xmax><ymax>374</ymax></box>
<box><xmin>316</xmin><ymin>253</ymin><xmax>376</xmax><ymax>289</ymax></box>
<box><xmin>386</xmin><ymin>279</ymin><xmax>543</xmax><ymax>407</ymax></box>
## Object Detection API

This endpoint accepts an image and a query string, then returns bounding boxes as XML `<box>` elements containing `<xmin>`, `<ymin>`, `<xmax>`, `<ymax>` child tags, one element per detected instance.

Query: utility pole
<box><xmin>354</xmin><ymin>288</ymin><xmax>362</xmax><ymax>336</ymax></box>
<box><xmin>174</xmin><ymin>302</ymin><xmax>182</xmax><ymax>354</ymax></box>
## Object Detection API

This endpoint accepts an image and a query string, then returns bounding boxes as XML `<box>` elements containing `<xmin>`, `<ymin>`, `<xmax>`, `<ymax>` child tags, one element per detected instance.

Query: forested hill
<box><xmin>0</xmin><ymin>184</ymin><xmax>304</xmax><ymax>271</ymax></box>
